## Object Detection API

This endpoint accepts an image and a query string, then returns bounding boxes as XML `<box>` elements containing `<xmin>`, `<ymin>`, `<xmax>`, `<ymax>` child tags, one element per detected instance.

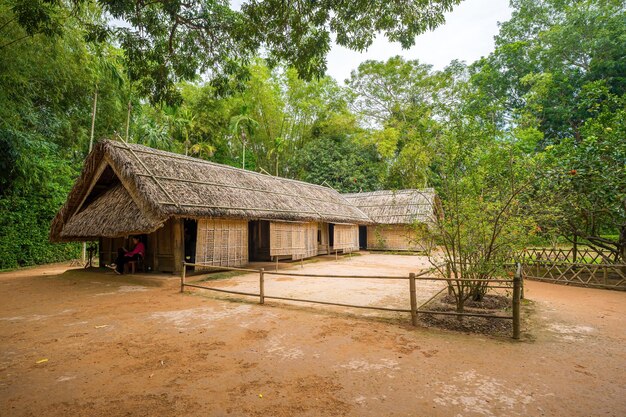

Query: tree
<box><xmin>0</xmin><ymin>3</ymin><xmax>129</xmax><ymax>268</ymax></box>
<box><xmin>532</xmin><ymin>84</ymin><xmax>626</xmax><ymax>262</ymax></box>
<box><xmin>229</xmin><ymin>114</ymin><xmax>259</xmax><ymax>170</ymax></box>
<box><xmin>347</xmin><ymin>56</ymin><xmax>434</xmax><ymax>126</ymax></box>
<box><xmin>295</xmin><ymin>114</ymin><xmax>384</xmax><ymax>193</ymax></box>
<box><xmin>7</xmin><ymin>0</ymin><xmax>463</xmax><ymax>104</ymax></box>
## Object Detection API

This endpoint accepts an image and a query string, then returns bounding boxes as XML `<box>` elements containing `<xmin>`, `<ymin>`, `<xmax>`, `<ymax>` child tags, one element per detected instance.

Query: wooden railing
<box><xmin>517</xmin><ymin>247</ymin><xmax>617</xmax><ymax>264</ymax></box>
<box><xmin>180</xmin><ymin>262</ymin><xmax>523</xmax><ymax>339</ymax></box>
<box><xmin>521</xmin><ymin>261</ymin><xmax>626</xmax><ymax>290</ymax></box>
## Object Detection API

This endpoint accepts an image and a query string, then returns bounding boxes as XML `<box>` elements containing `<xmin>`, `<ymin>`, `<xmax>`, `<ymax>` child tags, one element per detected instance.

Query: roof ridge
<box><xmin>344</xmin><ymin>189</ymin><xmax>435</xmax><ymax>197</ymax></box>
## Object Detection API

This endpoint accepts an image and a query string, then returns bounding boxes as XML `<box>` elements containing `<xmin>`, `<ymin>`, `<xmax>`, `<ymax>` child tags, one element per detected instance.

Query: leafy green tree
<box><xmin>0</xmin><ymin>3</ymin><xmax>129</xmax><ymax>268</ymax></box>
<box><xmin>472</xmin><ymin>0</ymin><xmax>626</xmax><ymax>144</ymax></box>
<box><xmin>531</xmin><ymin>84</ymin><xmax>626</xmax><ymax>261</ymax></box>
<box><xmin>295</xmin><ymin>114</ymin><xmax>384</xmax><ymax>192</ymax></box>
<box><xmin>347</xmin><ymin>56</ymin><xmax>434</xmax><ymax>126</ymax></box>
<box><xmin>8</xmin><ymin>0</ymin><xmax>463</xmax><ymax>104</ymax></box>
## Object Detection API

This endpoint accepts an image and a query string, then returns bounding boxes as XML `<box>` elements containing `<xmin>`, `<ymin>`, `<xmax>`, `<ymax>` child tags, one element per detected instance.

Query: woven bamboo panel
<box><xmin>333</xmin><ymin>224</ymin><xmax>359</xmax><ymax>252</ymax></box>
<box><xmin>367</xmin><ymin>224</ymin><xmax>422</xmax><ymax>251</ymax></box>
<box><xmin>270</xmin><ymin>221</ymin><xmax>317</xmax><ymax>259</ymax></box>
<box><xmin>195</xmin><ymin>218</ymin><xmax>248</xmax><ymax>268</ymax></box>
<box><xmin>300</xmin><ymin>222</ymin><xmax>318</xmax><ymax>260</ymax></box>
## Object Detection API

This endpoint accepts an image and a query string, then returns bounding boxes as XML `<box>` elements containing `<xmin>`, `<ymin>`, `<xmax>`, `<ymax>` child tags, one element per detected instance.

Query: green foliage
<box><xmin>2</xmin><ymin>0</ymin><xmax>624</xmax><ymax>275</ymax></box>
<box><xmin>295</xmin><ymin>115</ymin><xmax>384</xmax><ymax>193</ymax></box>
<box><xmin>0</xmin><ymin>4</ymin><xmax>127</xmax><ymax>269</ymax></box>
<box><xmin>0</xmin><ymin>136</ymin><xmax>80</xmax><ymax>269</ymax></box>
<box><xmin>8</xmin><ymin>0</ymin><xmax>462</xmax><ymax>105</ymax></box>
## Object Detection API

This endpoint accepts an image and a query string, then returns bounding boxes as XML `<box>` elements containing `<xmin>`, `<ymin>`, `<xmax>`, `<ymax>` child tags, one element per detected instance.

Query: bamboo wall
<box><xmin>195</xmin><ymin>218</ymin><xmax>248</xmax><ymax>268</ymax></box>
<box><xmin>367</xmin><ymin>224</ymin><xmax>424</xmax><ymax>251</ymax></box>
<box><xmin>333</xmin><ymin>224</ymin><xmax>359</xmax><ymax>252</ymax></box>
<box><xmin>270</xmin><ymin>221</ymin><xmax>318</xmax><ymax>260</ymax></box>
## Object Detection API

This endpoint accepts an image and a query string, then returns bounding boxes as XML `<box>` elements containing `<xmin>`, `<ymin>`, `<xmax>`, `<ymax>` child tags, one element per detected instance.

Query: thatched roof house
<box><xmin>343</xmin><ymin>189</ymin><xmax>436</xmax><ymax>224</ymax></box>
<box><xmin>51</xmin><ymin>140</ymin><xmax>368</xmax><ymax>272</ymax></box>
<box><xmin>343</xmin><ymin>189</ymin><xmax>436</xmax><ymax>251</ymax></box>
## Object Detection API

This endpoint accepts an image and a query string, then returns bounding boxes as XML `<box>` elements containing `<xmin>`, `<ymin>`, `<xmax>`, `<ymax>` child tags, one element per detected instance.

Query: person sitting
<box><xmin>106</xmin><ymin>236</ymin><xmax>145</xmax><ymax>275</ymax></box>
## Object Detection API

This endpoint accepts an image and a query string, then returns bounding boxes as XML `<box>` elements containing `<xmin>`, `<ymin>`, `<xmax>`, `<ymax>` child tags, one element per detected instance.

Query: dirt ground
<box><xmin>1</xmin><ymin>253</ymin><xmax>625</xmax><ymax>417</ymax></box>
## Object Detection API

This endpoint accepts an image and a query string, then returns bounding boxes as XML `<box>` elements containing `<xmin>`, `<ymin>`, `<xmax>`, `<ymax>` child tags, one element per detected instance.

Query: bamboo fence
<box><xmin>521</xmin><ymin>261</ymin><xmax>626</xmax><ymax>290</ymax></box>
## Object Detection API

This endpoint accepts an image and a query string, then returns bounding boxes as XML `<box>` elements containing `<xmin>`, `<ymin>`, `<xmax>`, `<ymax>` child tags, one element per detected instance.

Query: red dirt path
<box><xmin>1</xmin><ymin>254</ymin><xmax>625</xmax><ymax>417</ymax></box>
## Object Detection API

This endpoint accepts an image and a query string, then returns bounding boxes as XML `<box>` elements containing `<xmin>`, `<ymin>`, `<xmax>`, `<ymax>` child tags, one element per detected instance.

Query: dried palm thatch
<box><xmin>343</xmin><ymin>189</ymin><xmax>436</xmax><ymax>225</ymax></box>
<box><xmin>51</xmin><ymin>139</ymin><xmax>370</xmax><ymax>242</ymax></box>
<box><xmin>61</xmin><ymin>184</ymin><xmax>164</xmax><ymax>239</ymax></box>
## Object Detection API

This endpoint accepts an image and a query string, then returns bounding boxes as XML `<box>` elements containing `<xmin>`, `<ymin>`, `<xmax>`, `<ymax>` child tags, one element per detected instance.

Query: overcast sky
<box><xmin>326</xmin><ymin>0</ymin><xmax>513</xmax><ymax>84</ymax></box>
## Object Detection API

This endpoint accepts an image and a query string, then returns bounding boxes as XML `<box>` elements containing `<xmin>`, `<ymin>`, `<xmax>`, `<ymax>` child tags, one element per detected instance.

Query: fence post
<box><xmin>180</xmin><ymin>262</ymin><xmax>186</xmax><ymax>293</ymax></box>
<box><xmin>446</xmin><ymin>261</ymin><xmax>453</xmax><ymax>295</ymax></box>
<box><xmin>603</xmin><ymin>265</ymin><xmax>608</xmax><ymax>286</ymax></box>
<box><xmin>512</xmin><ymin>263</ymin><xmax>521</xmax><ymax>339</ymax></box>
<box><xmin>259</xmin><ymin>268</ymin><xmax>265</xmax><ymax>305</ymax></box>
<box><xmin>519</xmin><ymin>263</ymin><xmax>526</xmax><ymax>300</ymax></box>
<box><xmin>409</xmin><ymin>272</ymin><xmax>418</xmax><ymax>326</ymax></box>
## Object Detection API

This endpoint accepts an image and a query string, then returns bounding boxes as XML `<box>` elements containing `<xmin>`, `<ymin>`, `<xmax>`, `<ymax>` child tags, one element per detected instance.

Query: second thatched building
<box><xmin>343</xmin><ymin>189</ymin><xmax>436</xmax><ymax>251</ymax></box>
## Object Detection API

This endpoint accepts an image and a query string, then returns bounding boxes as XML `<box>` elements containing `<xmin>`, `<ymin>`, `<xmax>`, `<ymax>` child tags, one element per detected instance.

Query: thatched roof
<box><xmin>51</xmin><ymin>139</ymin><xmax>370</xmax><ymax>242</ymax></box>
<box><xmin>343</xmin><ymin>189</ymin><xmax>436</xmax><ymax>225</ymax></box>
<box><xmin>61</xmin><ymin>184</ymin><xmax>163</xmax><ymax>239</ymax></box>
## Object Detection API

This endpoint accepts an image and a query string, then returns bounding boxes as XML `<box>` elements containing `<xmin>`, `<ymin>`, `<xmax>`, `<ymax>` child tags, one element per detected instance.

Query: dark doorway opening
<box><xmin>358</xmin><ymin>226</ymin><xmax>367</xmax><ymax>249</ymax></box>
<box><xmin>184</xmin><ymin>219</ymin><xmax>197</xmax><ymax>269</ymax></box>
<box><xmin>329</xmin><ymin>223</ymin><xmax>335</xmax><ymax>249</ymax></box>
<box><xmin>249</xmin><ymin>220</ymin><xmax>271</xmax><ymax>261</ymax></box>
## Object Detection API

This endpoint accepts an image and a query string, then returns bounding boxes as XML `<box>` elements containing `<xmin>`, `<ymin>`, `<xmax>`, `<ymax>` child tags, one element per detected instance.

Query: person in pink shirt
<box><xmin>106</xmin><ymin>236</ymin><xmax>145</xmax><ymax>274</ymax></box>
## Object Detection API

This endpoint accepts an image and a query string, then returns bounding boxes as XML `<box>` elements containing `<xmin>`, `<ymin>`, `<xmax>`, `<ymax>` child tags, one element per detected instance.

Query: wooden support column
<box><xmin>512</xmin><ymin>263</ymin><xmax>522</xmax><ymax>339</ymax></box>
<box><xmin>149</xmin><ymin>231</ymin><xmax>159</xmax><ymax>272</ymax></box>
<box><xmin>409</xmin><ymin>272</ymin><xmax>417</xmax><ymax>326</ymax></box>
<box><xmin>172</xmin><ymin>218</ymin><xmax>184</xmax><ymax>274</ymax></box>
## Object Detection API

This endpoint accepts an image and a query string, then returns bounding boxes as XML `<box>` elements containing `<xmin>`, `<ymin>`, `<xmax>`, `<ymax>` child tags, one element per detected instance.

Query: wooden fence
<box><xmin>521</xmin><ymin>261</ymin><xmax>626</xmax><ymax>290</ymax></box>
<box><xmin>517</xmin><ymin>247</ymin><xmax>617</xmax><ymax>264</ymax></box>
<box><xmin>180</xmin><ymin>262</ymin><xmax>523</xmax><ymax>339</ymax></box>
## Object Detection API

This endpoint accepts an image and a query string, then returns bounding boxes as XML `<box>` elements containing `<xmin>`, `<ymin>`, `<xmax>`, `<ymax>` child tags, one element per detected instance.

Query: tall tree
<box><xmin>7</xmin><ymin>0</ymin><xmax>463</xmax><ymax>104</ymax></box>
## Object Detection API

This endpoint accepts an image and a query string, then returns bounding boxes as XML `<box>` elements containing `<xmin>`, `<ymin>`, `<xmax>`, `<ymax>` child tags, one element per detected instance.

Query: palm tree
<box><xmin>229</xmin><ymin>114</ymin><xmax>259</xmax><ymax>169</ymax></box>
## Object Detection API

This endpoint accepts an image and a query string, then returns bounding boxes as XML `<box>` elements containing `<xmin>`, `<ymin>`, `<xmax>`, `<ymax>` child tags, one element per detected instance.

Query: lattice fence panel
<box><xmin>333</xmin><ymin>224</ymin><xmax>359</xmax><ymax>252</ymax></box>
<box><xmin>195</xmin><ymin>218</ymin><xmax>248</xmax><ymax>268</ymax></box>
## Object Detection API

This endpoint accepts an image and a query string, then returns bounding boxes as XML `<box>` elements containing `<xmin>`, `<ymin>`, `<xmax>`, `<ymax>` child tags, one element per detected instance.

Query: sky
<box><xmin>325</xmin><ymin>0</ymin><xmax>513</xmax><ymax>84</ymax></box>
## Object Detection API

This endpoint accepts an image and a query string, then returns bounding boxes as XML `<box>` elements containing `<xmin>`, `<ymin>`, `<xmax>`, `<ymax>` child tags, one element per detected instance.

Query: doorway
<box><xmin>184</xmin><ymin>219</ymin><xmax>197</xmax><ymax>268</ymax></box>
<box><xmin>249</xmin><ymin>220</ymin><xmax>271</xmax><ymax>261</ymax></box>
<box><xmin>359</xmin><ymin>226</ymin><xmax>367</xmax><ymax>249</ymax></box>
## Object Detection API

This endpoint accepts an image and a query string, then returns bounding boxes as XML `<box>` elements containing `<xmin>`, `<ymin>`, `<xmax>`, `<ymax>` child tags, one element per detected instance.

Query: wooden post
<box><xmin>409</xmin><ymin>272</ymin><xmax>417</xmax><ymax>326</ymax></box>
<box><xmin>275</xmin><ymin>256</ymin><xmax>279</xmax><ymax>272</ymax></box>
<box><xmin>180</xmin><ymin>263</ymin><xmax>186</xmax><ymax>293</ymax></box>
<box><xmin>519</xmin><ymin>263</ymin><xmax>525</xmax><ymax>300</ymax></box>
<box><xmin>172</xmin><ymin>219</ymin><xmax>184</xmax><ymax>274</ymax></box>
<box><xmin>603</xmin><ymin>265</ymin><xmax>608</xmax><ymax>285</ymax></box>
<box><xmin>572</xmin><ymin>234</ymin><xmax>578</xmax><ymax>263</ymax></box>
<box><xmin>446</xmin><ymin>261</ymin><xmax>453</xmax><ymax>295</ymax></box>
<box><xmin>259</xmin><ymin>268</ymin><xmax>265</xmax><ymax>304</ymax></box>
<box><xmin>512</xmin><ymin>263</ymin><xmax>521</xmax><ymax>339</ymax></box>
